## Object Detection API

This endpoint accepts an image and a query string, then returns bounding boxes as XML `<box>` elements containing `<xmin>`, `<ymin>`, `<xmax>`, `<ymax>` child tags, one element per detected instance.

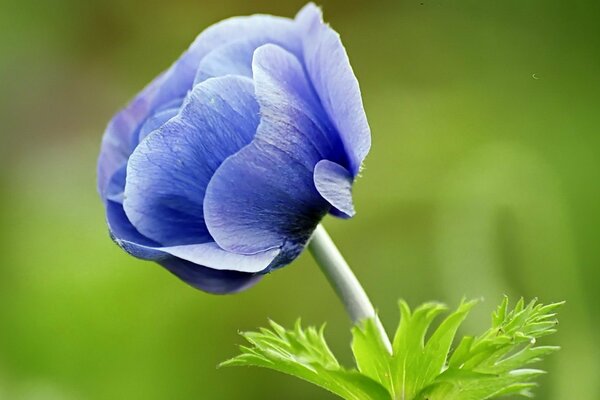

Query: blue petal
<box><xmin>159</xmin><ymin>258</ymin><xmax>262</xmax><ymax>294</ymax></box>
<box><xmin>156</xmin><ymin>14</ymin><xmax>301</xmax><ymax>105</ymax></box>
<box><xmin>161</xmin><ymin>243</ymin><xmax>280</xmax><ymax>273</ymax></box>
<box><xmin>105</xmin><ymin>102</ymin><xmax>182</xmax><ymax>206</ymax></box>
<box><xmin>204</xmin><ymin>139</ymin><xmax>328</xmax><ymax>260</ymax></box>
<box><xmin>138</xmin><ymin>107</ymin><xmax>179</xmax><ymax>143</ymax></box>
<box><xmin>196</xmin><ymin>39</ymin><xmax>259</xmax><ymax>82</ymax></box>
<box><xmin>123</xmin><ymin>76</ymin><xmax>260</xmax><ymax>246</ymax></box>
<box><xmin>204</xmin><ymin>45</ymin><xmax>335</xmax><ymax>261</ymax></box>
<box><xmin>295</xmin><ymin>4</ymin><xmax>371</xmax><ymax>176</ymax></box>
<box><xmin>106</xmin><ymin>200</ymin><xmax>165</xmax><ymax>259</ymax></box>
<box><xmin>107</xmin><ymin>201</ymin><xmax>272</xmax><ymax>293</ymax></box>
<box><xmin>251</xmin><ymin>44</ymin><xmax>346</xmax><ymax>168</ymax></box>
<box><xmin>98</xmin><ymin>14</ymin><xmax>300</xmax><ymax>200</ymax></box>
<box><xmin>313</xmin><ymin>159</ymin><xmax>355</xmax><ymax>218</ymax></box>
<box><xmin>109</xmin><ymin>200</ymin><xmax>278</xmax><ymax>271</ymax></box>
<box><xmin>97</xmin><ymin>72</ymin><xmax>167</xmax><ymax>198</ymax></box>
<box><xmin>105</xmin><ymin>165</ymin><xmax>127</xmax><ymax>204</ymax></box>
<box><xmin>194</xmin><ymin>23</ymin><xmax>302</xmax><ymax>84</ymax></box>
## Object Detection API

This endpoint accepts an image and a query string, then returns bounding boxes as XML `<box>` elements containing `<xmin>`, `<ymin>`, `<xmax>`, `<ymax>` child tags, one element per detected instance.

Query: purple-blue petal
<box><xmin>105</xmin><ymin>165</ymin><xmax>127</xmax><ymax>204</ymax></box>
<box><xmin>158</xmin><ymin>14</ymin><xmax>301</xmax><ymax>101</ymax></box>
<box><xmin>295</xmin><ymin>3</ymin><xmax>371</xmax><ymax>176</ymax></box>
<box><xmin>123</xmin><ymin>76</ymin><xmax>260</xmax><ymax>246</ymax></box>
<box><xmin>313</xmin><ymin>159</ymin><xmax>355</xmax><ymax>218</ymax></box>
<box><xmin>98</xmin><ymin>14</ymin><xmax>301</xmax><ymax>201</ymax></box>
<box><xmin>251</xmin><ymin>44</ymin><xmax>345</xmax><ymax>167</ymax></box>
<box><xmin>204</xmin><ymin>139</ymin><xmax>328</xmax><ymax>259</ymax></box>
<box><xmin>97</xmin><ymin>72</ymin><xmax>167</xmax><ymax>198</ymax></box>
<box><xmin>106</xmin><ymin>201</ymin><xmax>267</xmax><ymax>293</ymax></box>
<box><xmin>138</xmin><ymin>107</ymin><xmax>179</xmax><ymax>143</ymax></box>
<box><xmin>195</xmin><ymin>39</ymin><xmax>259</xmax><ymax>82</ymax></box>
<box><xmin>159</xmin><ymin>258</ymin><xmax>262</xmax><ymax>295</ymax></box>
<box><xmin>203</xmin><ymin>45</ymin><xmax>335</xmax><ymax>261</ymax></box>
<box><xmin>106</xmin><ymin>200</ymin><xmax>165</xmax><ymax>259</ymax></box>
<box><xmin>161</xmin><ymin>243</ymin><xmax>280</xmax><ymax>273</ymax></box>
<box><xmin>194</xmin><ymin>22</ymin><xmax>302</xmax><ymax>84</ymax></box>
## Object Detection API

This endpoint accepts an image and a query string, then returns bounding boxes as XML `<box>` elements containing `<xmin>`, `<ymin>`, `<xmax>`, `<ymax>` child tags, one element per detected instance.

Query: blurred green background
<box><xmin>1</xmin><ymin>0</ymin><xmax>599</xmax><ymax>398</ymax></box>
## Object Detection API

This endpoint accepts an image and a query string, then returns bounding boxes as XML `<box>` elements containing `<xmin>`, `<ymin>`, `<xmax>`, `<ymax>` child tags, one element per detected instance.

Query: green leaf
<box><xmin>222</xmin><ymin>297</ymin><xmax>561</xmax><ymax>400</ymax></box>
<box><xmin>351</xmin><ymin>318</ymin><xmax>394</xmax><ymax>393</ymax></box>
<box><xmin>418</xmin><ymin>368</ymin><xmax>546</xmax><ymax>400</ymax></box>
<box><xmin>422</xmin><ymin>297</ymin><xmax>563</xmax><ymax>400</ymax></box>
<box><xmin>221</xmin><ymin>319</ymin><xmax>391</xmax><ymax>400</ymax></box>
<box><xmin>390</xmin><ymin>300</ymin><xmax>477</xmax><ymax>399</ymax></box>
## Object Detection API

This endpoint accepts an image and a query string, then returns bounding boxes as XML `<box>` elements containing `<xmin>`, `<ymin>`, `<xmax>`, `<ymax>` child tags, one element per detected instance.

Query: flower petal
<box><xmin>138</xmin><ymin>107</ymin><xmax>179</xmax><ymax>143</ymax></box>
<box><xmin>313</xmin><ymin>159</ymin><xmax>356</xmax><ymax>218</ymax></box>
<box><xmin>251</xmin><ymin>44</ymin><xmax>346</xmax><ymax>167</ymax></box>
<box><xmin>158</xmin><ymin>14</ymin><xmax>301</xmax><ymax>102</ymax></box>
<box><xmin>204</xmin><ymin>45</ymin><xmax>335</xmax><ymax>262</ymax></box>
<box><xmin>159</xmin><ymin>258</ymin><xmax>262</xmax><ymax>294</ymax></box>
<box><xmin>195</xmin><ymin>39</ymin><xmax>259</xmax><ymax>82</ymax></box>
<box><xmin>295</xmin><ymin>3</ymin><xmax>371</xmax><ymax>176</ymax></box>
<box><xmin>123</xmin><ymin>76</ymin><xmax>259</xmax><ymax>246</ymax></box>
<box><xmin>106</xmin><ymin>200</ymin><xmax>165</xmax><ymax>259</ymax></box>
<box><xmin>107</xmin><ymin>201</ymin><xmax>270</xmax><ymax>293</ymax></box>
<box><xmin>98</xmin><ymin>14</ymin><xmax>300</xmax><ymax>200</ymax></box>
<box><xmin>97</xmin><ymin>72</ymin><xmax>167</xmax><ymax>198</ymax></box>
<box><xmin>105</xmin><ymin>165</ymin><xmax>127</xmax><ymax>204</ymax></box>
<box><xmin>204</xmin><ymin>140</ymin><xmax>328</xmax><ymax>260</ymax></box>
<box><xmin>194</xmin><ymin>21</ymin><xmax>302</xmax><ymax>84</ymax></box>
<box><xmin>161</xmin><ymin>243</ymin><xmax>280</xmax><ymax>273</ymax></box>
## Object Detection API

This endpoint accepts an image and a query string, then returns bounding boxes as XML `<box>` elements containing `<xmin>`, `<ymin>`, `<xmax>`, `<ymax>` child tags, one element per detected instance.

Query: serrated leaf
<box><xmin>351</xmin><ymin>318</ymin><xmax>394</xmax><ymax>393</ymax></box>
<box><xmin>418</xmin><ymin>369</ymin><xmax>544</xmax><ymax>400</ymax></box>
<box><xmin>424</xmin><ymin>298</ymin><xmax>562</xmax><ymax>399</ymax></box>
<box><xmin>419</xmin><ymin>300</ymin><xmax>477</xmax><ymax>384</ymax></box>
<box><xmin>222</xmin><ymin>297</ymin><xmax>561</xmax><ymax>400</ymax></box>
<box><xmin>222</xmin><ymin>319</ymin><xmax>391</xmax><ymax>400</ymax></box>
<box><xmin>391</xmin><ymin>302</ymin><xmax>447</xmax><ymax>399</ymax></box>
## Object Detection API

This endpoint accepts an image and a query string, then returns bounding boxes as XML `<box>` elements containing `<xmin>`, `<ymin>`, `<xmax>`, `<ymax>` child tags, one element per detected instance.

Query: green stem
<box><xmin>308</xmin><ymin>224</ymin><xmax>393</xmax><ymax>354</ymax></box>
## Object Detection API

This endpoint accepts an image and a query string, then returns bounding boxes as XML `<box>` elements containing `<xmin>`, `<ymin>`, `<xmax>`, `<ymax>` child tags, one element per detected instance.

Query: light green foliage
<box><xmin>223</xmin><ymin>297</ymin><xmax>561</xmax><ymax>400</ymax></box>
<box><xmin>220</xmin><ymin>320</ymin><xmax>391</xmax><ymax>400</ymax></box>
<box><xmin>420</xmin><ymin>298</ymin><xmax>563</xmax><ymax>400</ymax></box>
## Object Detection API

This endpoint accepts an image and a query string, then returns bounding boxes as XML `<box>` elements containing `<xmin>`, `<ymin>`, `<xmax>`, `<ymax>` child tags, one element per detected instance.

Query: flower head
<box><xmin>97</xmin><ymin>3</ymin><xmax>371</xmax><ymax>294</ymax></box>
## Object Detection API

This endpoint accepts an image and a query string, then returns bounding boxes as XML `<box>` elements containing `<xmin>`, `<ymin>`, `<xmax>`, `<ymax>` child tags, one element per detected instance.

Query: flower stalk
<box><xmin>308</xmin><ymin>224</ymin><xmax>393</xmax><ymax>354</ymax></box>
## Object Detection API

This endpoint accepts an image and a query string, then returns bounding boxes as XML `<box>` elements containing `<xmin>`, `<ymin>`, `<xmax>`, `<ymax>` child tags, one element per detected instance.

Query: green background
<box><xmin>0</xmin><ymin>0</ymin><xmax>598</xmax><ymax>398</ymax></box>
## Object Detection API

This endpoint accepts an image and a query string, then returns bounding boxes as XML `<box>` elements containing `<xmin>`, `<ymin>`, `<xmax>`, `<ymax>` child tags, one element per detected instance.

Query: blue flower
<box><xmin>97</xmin><ymin>3</ymin><xmax>371</xmax><ymax>294</ymax></box>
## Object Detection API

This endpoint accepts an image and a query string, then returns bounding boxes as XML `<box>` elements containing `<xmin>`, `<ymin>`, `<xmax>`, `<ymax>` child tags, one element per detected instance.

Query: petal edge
<box><xmin>313</xmin><ymin>159</ymin><xmax>356</xmax><ymax>219</ymax></box>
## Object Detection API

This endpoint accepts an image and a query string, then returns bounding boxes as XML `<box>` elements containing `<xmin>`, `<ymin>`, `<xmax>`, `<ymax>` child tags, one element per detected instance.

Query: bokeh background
<box><xmin>1</xmin><ymin>0</ymin><xmax>599</xmax><ymax>399</ymax></box>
